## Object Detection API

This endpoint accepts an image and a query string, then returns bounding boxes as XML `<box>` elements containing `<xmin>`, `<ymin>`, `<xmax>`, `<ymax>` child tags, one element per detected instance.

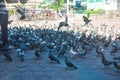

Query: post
<box><xmin>67</xmin><ymin>0</ymin><xmax>69</xmax><ymax>14</ymax></box>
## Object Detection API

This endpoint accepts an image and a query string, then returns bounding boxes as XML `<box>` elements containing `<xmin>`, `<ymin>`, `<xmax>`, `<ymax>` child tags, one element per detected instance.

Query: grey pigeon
<box><xmin>18</xmin><ymin>50</ymin><xmax>25</xmax><ymax>62</ymax></box>
<box><xmin>48</xmin><ymin>50</ymin><xmax>60</xmax><ymax>64</ymax></box>
<box><xmin>4</xmin><ymin>51</ymin><xmax>13</xmax><ymax>61</ymax></box>
<box><xmin>64</xmin><ymin>56</ymin><xmax>78</xmax><ymax>69</ymax></box>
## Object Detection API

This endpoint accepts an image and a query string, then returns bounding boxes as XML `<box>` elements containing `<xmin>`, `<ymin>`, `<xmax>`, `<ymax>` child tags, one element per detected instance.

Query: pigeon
<box><xmin>83</xmin><ymin>16</ymin><xmax>92</xmax><ymax>26</ymax></box>
<box><xmin>96</xmin><ymin>45</ymin><xmax>104</xmax><ymax>56</ymax></box>
<box><xmin>47</xmin><ymin>43</ymin><xmax>55</xmax><ymax>49</ymax></box>
<box><xmin>69</xmin><ymin>47</ymin><xmax>78</xmax><ymax>58</ymax></box>
<box><xmin>57</xmin><ymin>44</ymin><xmax>66</xmax><ymax>57</ymax></box>
<box><xmin>48</xmin><ymin>50</ymin><xmax>60</xmax><ymax>64</ymax></box>
<box><xmin>103</xmin><ymin>35</ymin><xmax>111</xmax><ymax>48</ymax></box>
<box><xmin>18</xmin><ymin>37</ymin><xmax>26</xmax><ymax>51</ymax></box>
<box><xmin>78</xmin><ymin>45</ymin><xmax>89</xmax><ymax>58</ymax></box>
<box><xmin>39</xmin><ymin>42</ymin><xmax>46</xmax><ymax>52</ymax></box>
<box><xmin>110</xmin><ymin>42</ymin><xmax>118</xmax><ymax>55</ymax></box>
<box><xmin>34</xmin><ymin>49</ymin><xmax>41</xmax><ymax>59</ymax></box>
<box><xmin>64</xmin><ymin>56</ymin><xmax>78</xmax><ymax>69</ymax></box>
<box><xmin>18</xmin><ymin>50</ymin><xmax>25</xmax><ymax>62</ymax></box>
<box><xmin>78</xmin><ymin>49</ymin><xmax>88</xmax><ymax>58</ymax></box>
<box><xmin>101</xmin><ymin>53</ymin><xmax>113</xmax><ymax>68</ymax></box>
<box><xmin>8</xmin><ymin>20</ymin><xmax>13</xmax><ymax>24</ymax></box>
<box><xmin>4</xmin><ymin>51</ymin><xmax>13</xmax><ymax>61</ymax></box>
<box><xmin>54</xmin><ymin>45</ymin><xmax>61</xmax><ymax>52</ymax></box>
<box><xmin>1</xmin><ymin>45</ymin><xmax>13</xmax><ymax>61</ymax></box>
<box><xmin>113</xmin><ymin>56</ymin><xmax>120</xmax><ymax>63</ymax></box>
<box><xmin>57</xmin><ymin>15</ymin><xmax>69</xmax><ymax>31</ymax></box>
<box><xmin>16</xmin><ymin>6</ymin><xmax>26</xmax><ymax>20</ymax></box>
<box><xmin>113</xmin><ymin>61</ymin><xmax>120</xmax><ymax>71</ymax></box>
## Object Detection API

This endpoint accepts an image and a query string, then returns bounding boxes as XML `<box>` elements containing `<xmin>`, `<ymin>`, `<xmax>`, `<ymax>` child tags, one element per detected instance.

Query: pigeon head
<box><xmin>47</xmin><ymin>43</ymin><xmax>55</xmax><ymax>49</ymax></box>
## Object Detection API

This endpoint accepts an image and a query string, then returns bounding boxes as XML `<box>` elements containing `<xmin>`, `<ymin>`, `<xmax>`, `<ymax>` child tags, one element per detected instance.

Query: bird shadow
<box><xmin>48</xmin><ymin>61</ymin><xmax>60</xmax><ymax>64</ymax></box>
<box><xmin>64</xmin><ymin>67</ymin><xmax>78</xmax><ymax>71</ymax></box>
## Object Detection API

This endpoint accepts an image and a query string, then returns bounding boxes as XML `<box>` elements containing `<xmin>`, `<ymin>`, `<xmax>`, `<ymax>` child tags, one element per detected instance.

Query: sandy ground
<box><xmin>9</xmin><ymin>14</ymin><xmax>120</xmax><ymax>28</ymax></box>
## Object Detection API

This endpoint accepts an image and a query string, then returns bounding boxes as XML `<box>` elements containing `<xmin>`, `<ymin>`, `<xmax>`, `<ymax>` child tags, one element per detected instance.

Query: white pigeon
<box><xmin>70</xmin><ymin>47</ymin><xmax>78</xmax><ymax>58</ymax></box>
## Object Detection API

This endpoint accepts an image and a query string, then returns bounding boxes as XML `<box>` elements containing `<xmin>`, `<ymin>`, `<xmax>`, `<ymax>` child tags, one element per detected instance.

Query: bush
<box><xmin>84</xmin><ymin>8</ymin><xmax>105</xmax><ymax>15</ymax></box>
<box><xmin>108</xmin><ymin>11</ymin><xmax>114</xmax><ymax>19</ymax></box>
<box><xmin>9</xmin><ymin>9</ymin><xmax>16</xmax><ymax>15</ymax></box>
<box><xmin>96</xmin><ymin>8</ymin><xmax>105</xmax><ymax>15</ymax></box>
<box><xmin>47</xmin><ymin>4</ymin><xmax>64</xmax><ymax>10</ymax></box>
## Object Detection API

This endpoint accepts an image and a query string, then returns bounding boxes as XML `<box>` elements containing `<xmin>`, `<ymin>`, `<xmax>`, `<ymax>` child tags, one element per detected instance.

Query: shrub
<box><xmin>9</xmin><ymin>9</ymin><xmax>16</xmax><ymax>15</ymax></box>
<box><xmin>108</xmin><ymin>11</ymin><xmax>114</xmax><ymax>19</ymax></box>
<box><xmin>84</xmin><ymin>8</ymin><xmax>105</xmax><ymax>15</ymax></box>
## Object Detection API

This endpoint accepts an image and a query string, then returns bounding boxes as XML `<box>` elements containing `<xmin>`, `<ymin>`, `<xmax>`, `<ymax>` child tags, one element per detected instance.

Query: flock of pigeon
<box><xmin>0</xmin><ymin>16</ymin><xmax>120</xmax><ymax>72</ymax></box>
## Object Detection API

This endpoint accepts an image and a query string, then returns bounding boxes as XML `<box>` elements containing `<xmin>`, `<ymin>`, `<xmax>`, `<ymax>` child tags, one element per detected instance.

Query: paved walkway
<box><xmin>0</xmin><ymin>48</ymin><xmax>120</xmax><ymax>80</ymax></box>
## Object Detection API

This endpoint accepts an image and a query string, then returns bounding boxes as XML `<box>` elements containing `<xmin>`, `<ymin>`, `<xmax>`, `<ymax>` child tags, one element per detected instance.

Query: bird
<box><xmin>1</xmin><ymin>45</ymin><xmax>13</xmax><ymax>61</ymax></box>
<box><xmin>78</xmin><ymin>49</ymin><xmax>88</xmax><ymax>58</ymax></box>
<box><xmin>69</xmin><ymin>47</ymin><xmax>78</xmax><ymax>58</ymax></box>
<box><xmin>47</xmin><ymin>43</ymin><xmax>55</xmax><ymax>50</ymax></box>
<box><xmin>83</xmin><ymin>16</ymin><xmax>92</xmax><ymax>26</ymax></box>
<box><xmin>101</xmin><ymin>53</ymin><xmax>113</xmax><ymax>68</ymax></box>
<box><xmin>8</xmin><ymin>20</ymin><xmax>13</xmax><ymax>24</ymax></box>
<box><xmin>110</xmin><ymin>42</ymin><xmax>118</xmax><ymax>55</ymax></box>
<box><xmin>57</xmin><ymin>44</ymin><xmax>66</xmax><ymax>57</ymax></box>
<box><xmin>103</xmin><ymin>40</ymin><xmax>110</xmax><ymax>48</ymax></box>
<box><xmin>113</xmin><ymin>61</ymin><xmax>120</xmax><ymax>71</ymax></box>
<box><xmin>57</xmin><ymin>15</ymin><xmax>69</xmax><ymax>31</ymax></box>
<box><xmin>16</xmin><ymin>6</ymin><xmax>26</xmax><ymax>20</ymax></box>
<box><xmin>18</xmin><ymin>50</ymin><xmax>25</xmax><ymax>62</ymax></box>
<box><xmin>38</xmin><ymin>42</ymin><xmax>46</xmax><ymax>52</ymax></box>
<box><xmin>48</xmin><ymin>50</ymin><xmax>60</xmax><ymax>64</ymax></box>
<box><xmin>103</xmin><ymin>35</ymin><xmax>111</xmax><ymax>48</ymax></box>
<box><xmin>18</xmin><ymin>37</ymin><xmax>26</xmax><ymax>51</ymax></box>
<box><xmin>4</xmin><ymin>51</ymin><xmax>13</xmax><ymax>61</ymax></box>
<box><xmin>64</xmin><ymin>56</ymin><xmax>78</xmax><ymax>70</ymax></box>
<box><xmin>116</xmin><ymin>35</ymin><xmax>120</xmax><ymax>41</ymax></box>
<box><xmin>113</xmin><ymin>56</ymin><xmax>120</xmax><ymax>63</ymax></box>
<box><xmin>34</xmin><ymin>49</ymin><xmax>41</xmax><ymax>59</ymax></box>
<box><xmin>54</xmin><ymin>45</ymin><xmax>61</xmax><ymax>52</ymax></box>
<box><xmin>96</xmin><ymin>45</ymin><xmax>104</xmax><ymax>56</ymax></box>
<box><xmin>78</xmin><ymin>45</ymin><xmax>89</xmax><ymax>58</ymax></box>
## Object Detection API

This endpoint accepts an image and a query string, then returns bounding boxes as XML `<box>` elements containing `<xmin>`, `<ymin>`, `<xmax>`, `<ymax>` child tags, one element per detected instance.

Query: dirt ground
<box><xmin>9</xmin><ymin>14</ymin><xmax>120</xmax><ymax>28</ymax></box>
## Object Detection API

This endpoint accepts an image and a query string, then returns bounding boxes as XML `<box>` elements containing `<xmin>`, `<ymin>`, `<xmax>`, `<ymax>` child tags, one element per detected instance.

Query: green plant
<box><xmin>108</xmin><ymin>11</ymin><xmax>114</xmax><ymax>19</ymax></box>
<box><xmin>84</xmin><ymin>9</ymin><xmax>93</xmax><ymax>14</ymax></box>
<box><xmin>44</xmin><ymin>0</ymin><xmax>64</xmax><ymax>10</ymax></box>
<box><xmin>96</xmin><ymin>8</ymin><xmax>105</xmax><ymax>15</ymax></box>
<box><xmin>9</xmin><ymin>9</ymin><xmax>16</xmax><ymax>15</ymax></box>
<box><xmin>84</xmin><ymin>8</ymin><xmax>105</xmax><ymax>14</ymax></box>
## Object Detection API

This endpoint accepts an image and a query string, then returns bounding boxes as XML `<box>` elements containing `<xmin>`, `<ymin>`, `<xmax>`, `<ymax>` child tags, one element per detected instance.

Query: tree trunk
<box><xmin>57</xmin><ymin>0</ymin><xmax>60</xmax><ymax>6</ymax></box>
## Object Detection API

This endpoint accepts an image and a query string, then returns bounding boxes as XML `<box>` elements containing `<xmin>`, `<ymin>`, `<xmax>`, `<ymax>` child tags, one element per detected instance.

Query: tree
<box><xmin>56</xmin><ymin>0</ymin><xmax>61</xmax><ymax>6</ymax></box>
<box><xmin>47</xmin><ymin>0</ymin><xmax>65</xmax><ymax>10</ymax></box>
<box><xmin>55</xmin><ymin>0</ymin><xmax>66</xmax><ymax>6</ymax></box>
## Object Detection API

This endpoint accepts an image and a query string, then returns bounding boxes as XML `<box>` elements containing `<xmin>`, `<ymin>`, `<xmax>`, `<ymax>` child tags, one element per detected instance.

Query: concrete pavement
<box><xmin>0</xmin><ymin>49</ymin><xmax>120</xmax><ymax>80</ymax></box>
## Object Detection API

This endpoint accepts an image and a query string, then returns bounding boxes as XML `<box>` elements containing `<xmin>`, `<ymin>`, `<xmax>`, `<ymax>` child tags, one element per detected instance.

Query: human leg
<box><xmin>0</xmin><ymin>13</ymin><xmax>8</xmax><ymax>46</ymax></box>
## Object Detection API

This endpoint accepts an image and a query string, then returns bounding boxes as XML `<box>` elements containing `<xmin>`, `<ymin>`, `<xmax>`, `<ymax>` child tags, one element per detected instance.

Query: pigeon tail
<box><xmin>19</xmin><ymin>55</ymin><xmax>24</xmax><ymax>62</ymax></box>
<box><xmin>4</xmin><ymin>52</ymin><xmax>13</xmax><ymax>61</ymax></box>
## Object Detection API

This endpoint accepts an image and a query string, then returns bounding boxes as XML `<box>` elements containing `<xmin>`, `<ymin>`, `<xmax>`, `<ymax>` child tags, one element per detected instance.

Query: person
<box><xmin>15</xmin><ymin>5</ymin><xmax>26</xmax><ymax>20</ymax></box>
<box><xmin>29</xmin><ymin>7</ymin><xmax>35</xmax><ymax>17</ymax></box>
<box><xmin>0</xmin><ymin>0</ymin><xmax>8</xmax><ymax>47</ymax></box>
